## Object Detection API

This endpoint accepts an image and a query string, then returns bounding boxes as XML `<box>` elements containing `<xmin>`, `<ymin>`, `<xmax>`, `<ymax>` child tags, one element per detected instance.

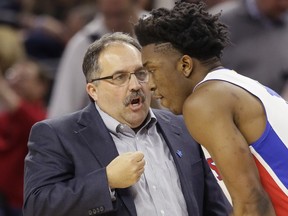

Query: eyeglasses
<box><xmin>90</xmin><ymin>69</ymin><xmax>149</xmax><ymax>86</ymax></box>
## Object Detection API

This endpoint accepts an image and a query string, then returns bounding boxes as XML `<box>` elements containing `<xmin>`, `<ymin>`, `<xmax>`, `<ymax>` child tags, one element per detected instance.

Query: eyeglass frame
<box><xmin>89</xmin><ymin>68</ymin><xmax>149</xmax><ymax>86</ymax></box>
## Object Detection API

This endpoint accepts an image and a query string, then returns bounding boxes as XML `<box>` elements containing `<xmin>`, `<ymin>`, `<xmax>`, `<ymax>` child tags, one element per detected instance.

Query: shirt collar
<box><xmin>95</xmin><ymin>103</ymin><xmax>157</xmax><ymax>137</ymax></box>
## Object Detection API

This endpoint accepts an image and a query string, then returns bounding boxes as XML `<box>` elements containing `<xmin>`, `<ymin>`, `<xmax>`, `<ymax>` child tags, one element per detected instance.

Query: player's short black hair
<box><xmin>134</xmin><ymin>1</ymin><xmax>230</xmax><ymax>60</ymax></box>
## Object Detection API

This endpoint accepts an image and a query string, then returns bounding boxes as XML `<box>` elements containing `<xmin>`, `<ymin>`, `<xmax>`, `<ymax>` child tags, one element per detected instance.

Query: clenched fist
<box><xmin>106</xmin><ymin>151</ymin><xmax>145</xmax><ymax>189</ymax></box>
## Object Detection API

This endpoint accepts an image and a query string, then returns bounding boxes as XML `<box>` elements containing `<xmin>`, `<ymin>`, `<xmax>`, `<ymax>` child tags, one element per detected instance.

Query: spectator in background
<box><xmin>219</xmin><ymin>0</ymin><xmax>288</xmax><ymax>95</ymax></box>
<box><xmin>0</xmin><ymin>25</ymin><xmax>26</xmax><ymax>112</ymax></box>
<box><xmin>29</xmin><ymin>0</ymin><xmax>95</xmax><ymax>21</ymax></box>
<box><xmin>21</xmin><ymin>2</ymin><xmax>96</xmax><ymax>79</ymax></box>
<box><xmin>0</xmin><ymin>0</ymin><xmax>26</xmax><ymax>76</ymax></box>
<box><xmin>48</xmin><ymin>0</ymin><xmax>150</xmax><ymax>118</ymax></box>
<box><xmin>0</xmin><ymin>59</ymin><xmax>51</xmax><ymax>216</ymax></box>
<box><xmin>22</xmin><ymin>3</ymin><xmax>96</xmax><ymax>59</ymax></box>
<box><xmin>0</xmin><ymin>0</ymin><xmax>96</xmax><ymax>104</ymax></box>
<box><xmin>23</xmin><ymin>2</ymin><xmax>96</xmax><ymax>103</ymax></box>
<box><xmin>0</xmin><ymin>26</ymin><xmax>25</xmax><ymax>75</ymax></box>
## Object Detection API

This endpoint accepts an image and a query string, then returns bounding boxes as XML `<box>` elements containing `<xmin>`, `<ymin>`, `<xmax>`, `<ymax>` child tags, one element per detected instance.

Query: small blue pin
<box><xmin>176</xmin><ymin>150</ymin><xmax>183</xmax><ymax>158</ymax></box>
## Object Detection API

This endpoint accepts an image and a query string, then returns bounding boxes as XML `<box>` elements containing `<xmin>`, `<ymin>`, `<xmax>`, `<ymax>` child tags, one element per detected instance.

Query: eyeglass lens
<box><xmin>112</xmin><ymin>70</ymin><xmax>148</xmax><ymax>85</ymax></box>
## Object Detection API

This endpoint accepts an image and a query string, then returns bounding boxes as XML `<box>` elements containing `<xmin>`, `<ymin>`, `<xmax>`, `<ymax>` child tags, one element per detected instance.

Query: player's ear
<box><xmin>177</xmin><ymin>55</ymin><xmax>193</xmax><ymax>78</ymax></box>
<box><xmin>86</xmin><ymin>82</ymin><xmax>98</xmax><ymax>102</ymax></box>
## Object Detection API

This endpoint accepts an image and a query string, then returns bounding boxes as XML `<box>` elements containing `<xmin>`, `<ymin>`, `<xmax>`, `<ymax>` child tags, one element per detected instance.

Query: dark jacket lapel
<box><xmin>76</xmin><ymin>103</ymin><xmax>136</xmax><ymax>215</ymax></box>
<box><xmin>76</xmin><ymin>103</ymin><xmax>119</xmax><ymax>167</ymax></box>
<box><xmin>154</xmin><ymin>110</ymin><xmax>200</xmax><ymax>216</ymax></box>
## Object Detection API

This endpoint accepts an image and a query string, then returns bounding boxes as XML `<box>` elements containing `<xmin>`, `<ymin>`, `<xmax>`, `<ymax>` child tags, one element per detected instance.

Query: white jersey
<box><xmin>195</xmin><ymin>69</ymin><xmax>288</xmax><ymax>215</ymax></box>
<box><xmin>201</xmin><ymin>147</ymin><xmax>232</xmax><ymax>203</ymax></box>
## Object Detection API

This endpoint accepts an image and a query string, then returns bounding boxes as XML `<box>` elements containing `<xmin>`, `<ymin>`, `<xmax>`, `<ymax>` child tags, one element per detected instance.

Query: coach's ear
<box><xmin>177</xmin><ymin>55</ymin><xmax>193</xmax><ymax>78</ymax></box>
<box><xmin>86</xmin><ymin>83</ymin><xmax>98</xmax><ymax>102</ymax></box>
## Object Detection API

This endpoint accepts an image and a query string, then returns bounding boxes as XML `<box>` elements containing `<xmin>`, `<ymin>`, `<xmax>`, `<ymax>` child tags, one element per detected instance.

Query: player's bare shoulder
<box><xmin>182</xmin><ymin>80</ymin><xmax>234</xmax><ymax>137</ymax></box>
<box><xmin>184</xmin><ymin>80</ymin><xmax>236</xmax><ymax>116</ymax></box>
<box><xmin>185</xmin><ymin>79</ymin><xmax>266</xmax><ymax>145</ymax></box>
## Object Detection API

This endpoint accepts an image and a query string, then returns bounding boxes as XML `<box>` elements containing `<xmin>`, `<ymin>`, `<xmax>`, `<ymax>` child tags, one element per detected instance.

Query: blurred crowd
<box><xmin>0</xmin><ymin>0</ymin><xmax>287</xmax><ymax>215</ymax></box>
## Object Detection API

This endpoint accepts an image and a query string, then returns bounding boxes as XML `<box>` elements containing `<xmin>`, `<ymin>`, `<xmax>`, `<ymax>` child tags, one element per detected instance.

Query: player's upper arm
<box><xmin>183</xmin><ymin>82</ymin><xmax>264</xmax><ymax>203</ymax></box>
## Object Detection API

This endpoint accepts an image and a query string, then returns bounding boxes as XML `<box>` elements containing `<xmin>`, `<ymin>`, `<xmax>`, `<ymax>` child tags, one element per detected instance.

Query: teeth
<box><xmin>131</xmin><ymin>99</ymin><xmax>140</xmax><ymax>106</ymax></box>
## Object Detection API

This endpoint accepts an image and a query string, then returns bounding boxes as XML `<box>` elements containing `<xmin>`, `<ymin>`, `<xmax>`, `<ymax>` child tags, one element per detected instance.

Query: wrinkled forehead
<box><xmin>100</xmin><ymin>41</ymin><xmax>141</xmax><ymax>61</ymax></box>
<box><xmin>99</xmin><ymin>42</ymin><xmax>142</xmax><ymax>72</ymax></box>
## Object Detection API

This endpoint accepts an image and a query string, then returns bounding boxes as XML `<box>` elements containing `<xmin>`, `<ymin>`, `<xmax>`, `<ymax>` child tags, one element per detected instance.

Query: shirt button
<box><xmin>160</xmin><ymin>210</ymin><xmax>165</xmax><ymax>215</ymax></box>
<box><xmin>152</xmin><ymin>185</ymin><xmax>157</xmax><ymax>190</ymax></box>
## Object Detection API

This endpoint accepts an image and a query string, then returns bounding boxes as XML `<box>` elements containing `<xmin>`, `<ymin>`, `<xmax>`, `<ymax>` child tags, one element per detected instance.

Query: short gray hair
<box><xmin>82</xmin><ymin>32</ymin><xmax>142</xmax><ymax>82</ymax></box>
